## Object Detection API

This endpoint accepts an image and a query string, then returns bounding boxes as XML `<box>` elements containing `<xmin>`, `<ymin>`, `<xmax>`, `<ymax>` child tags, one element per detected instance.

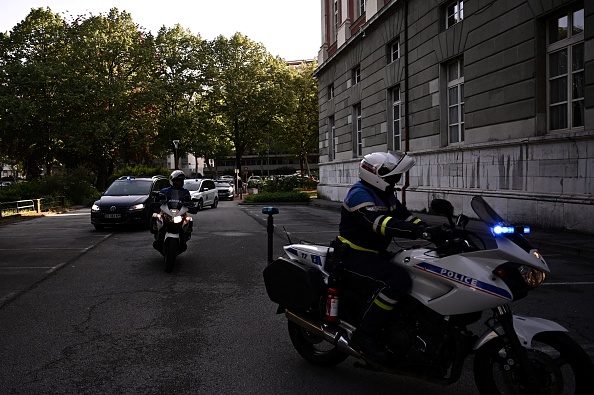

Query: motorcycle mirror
<box><xmin>431</xmin><ymin>199</ymin><xmax>454</xmax><ymax>217</ymax></box>
<box><xmin>456</xmin><ymin>214</ymin><xmax>470</xmax><ymax>229</ymax></box>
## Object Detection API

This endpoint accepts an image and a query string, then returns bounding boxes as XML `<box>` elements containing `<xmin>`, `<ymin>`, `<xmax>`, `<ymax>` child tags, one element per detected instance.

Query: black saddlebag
<box><xmin>263</xmin><ymin>257</ymin><xmax>326</xmax><ymax>311</ymax></box>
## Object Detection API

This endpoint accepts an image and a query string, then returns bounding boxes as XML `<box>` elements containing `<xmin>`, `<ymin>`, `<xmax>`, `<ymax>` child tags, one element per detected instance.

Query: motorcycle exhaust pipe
<box><xmin>285</xmin><ymin>310</ymin><xmax>361</xmax><ymax>358</ymax></box>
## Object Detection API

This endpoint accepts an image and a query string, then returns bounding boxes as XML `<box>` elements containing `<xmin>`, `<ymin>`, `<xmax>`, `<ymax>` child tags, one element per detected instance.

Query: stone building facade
<box><xmin>315</xmin><ymin>0</ymin><xmax>593</xmax><ymax>233</ymax></box>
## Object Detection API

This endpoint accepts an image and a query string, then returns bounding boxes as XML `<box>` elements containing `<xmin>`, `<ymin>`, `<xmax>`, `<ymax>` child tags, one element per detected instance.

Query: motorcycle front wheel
<box><xmin>287</xmin><ymin>320</ymin><xmax>349</xmax><ymax>367</ymax></box>
<box><xmin>164</xmin><ymin>237</ymin><xmax>179</xmax><ymax>273</ymax></box>
<box><xmin>473</xmin><ymin>332</ymin><xmax>594</xmax><ymax>394</ymax></box>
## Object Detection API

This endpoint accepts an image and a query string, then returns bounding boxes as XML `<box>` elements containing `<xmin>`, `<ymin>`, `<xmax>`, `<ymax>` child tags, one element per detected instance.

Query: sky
<box><xmin>0</xmin><ymin>0</ymin><xmax>321</xmax><ymax>61</ymax></box>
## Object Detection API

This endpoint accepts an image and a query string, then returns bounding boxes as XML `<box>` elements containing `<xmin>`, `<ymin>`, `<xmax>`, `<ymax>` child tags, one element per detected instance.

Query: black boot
<box><xmin>351</xmin><ymin>330</ymin><xmax>390</xmax><ymax>362</ymax></box>
<box><xmin>351</xmin><ymin>290</ymin><xmax>398</xmax><ymax>362</ymax></box>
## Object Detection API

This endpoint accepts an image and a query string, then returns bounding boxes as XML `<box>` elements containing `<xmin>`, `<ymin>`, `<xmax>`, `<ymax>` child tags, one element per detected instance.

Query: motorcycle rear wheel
<box><xmin>473</xmin><ymin>332</ymin><xmax>594</xmax><ymax>394</ymax></box>
<box><xmin>164</xmin><ymin>237</ymin><xmax>179</xmax><ymax>273</ymax></box>
<box><xmin>287</xmin><ymin>320</ymin><xmax>348</xmax><ymax>366</ymax></box>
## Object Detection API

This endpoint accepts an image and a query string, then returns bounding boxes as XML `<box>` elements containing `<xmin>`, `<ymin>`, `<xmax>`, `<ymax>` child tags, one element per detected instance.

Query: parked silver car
<box><xmin>214</xmin><ymin>181</ymin><xmax>234</xmax><ymax>200</ymax></box>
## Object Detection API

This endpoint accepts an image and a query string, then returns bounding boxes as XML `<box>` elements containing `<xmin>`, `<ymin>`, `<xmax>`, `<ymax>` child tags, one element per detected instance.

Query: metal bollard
<box><xmin>262</xmin><ymin>207</ymin><xmax>279</xmax><ymax>264</ymax></box>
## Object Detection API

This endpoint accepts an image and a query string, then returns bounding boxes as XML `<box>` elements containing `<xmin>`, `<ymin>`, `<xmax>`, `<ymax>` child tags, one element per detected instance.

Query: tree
<box><xmin>0</xmin><ymin>8</ymin><xmax>68</xmax><ymax>179</ymax></box>
<box><xmin>206</xmin><ymin>33</ymin><xmax>287</xmax><ymax>174</ymax></box>
<box><xmin>152</xmin><ymin>25</ymin><xmax>210</xmax><ymax>172</ymax></box>
<box><xmin>279</xmin><ymin>61</ymin><xmax>319</xmax><ymax>176</ymax></box>
<box><xmin>60</xmin><ymin>8</ymin><xmax>156</xmax><ymax>189</ymax></box>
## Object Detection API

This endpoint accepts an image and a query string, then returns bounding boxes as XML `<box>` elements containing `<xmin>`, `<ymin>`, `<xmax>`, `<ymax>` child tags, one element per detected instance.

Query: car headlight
<box><xmin>130</xmin><ymin>204</ymin><xmax>145</xmax><ymax>211</ymax></box>
<box><xmin>92</xmin><ymin>204</ymin><xmax>100</xmax><ymax>211</ymax></box>
<box><xmin>228</xmin><ymin>187</ymin><xmax>233</xmax><ymax>192</ymax></box>
<box><xmin>518</xmin><ymin>265</ymin><xmax>546</xmax><ymax>288</ymax></box>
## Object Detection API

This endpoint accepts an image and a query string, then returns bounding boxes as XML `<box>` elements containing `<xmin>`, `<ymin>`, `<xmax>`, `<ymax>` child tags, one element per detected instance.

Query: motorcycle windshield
<box><xmin>470</xmin><ymin>196</ymin><xmax>507</xmax><ymax>226</ymax></box>
<box><xmin>163</xmin><ymin>190</ymin><xmax>185</xmax><ymax>211</ymax></box>
<box><xmin>471</xmin><ymin>195</ymin><xmax>536</xmax><ymax>253</ymax></box>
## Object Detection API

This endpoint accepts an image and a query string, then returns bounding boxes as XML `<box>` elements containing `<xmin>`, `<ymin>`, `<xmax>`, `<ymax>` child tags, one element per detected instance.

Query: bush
<box><xmin>0</xmin><ymin>166</ymin><xmax>99</xmax><ymax>206</ymax></box>
<box><xmin>242</xmin><ymin>191</ymin><xmax>310</xmax><ymax>203</ymax></box>
<box><xmin>261</xmin><ymin>175</ymin><xmax>318</xmax><ymax>193</ymax></box>
<box><xmin>109</xmin><ymin>164</ymin><xmax>170</xmax><ymax>184</ymax></box>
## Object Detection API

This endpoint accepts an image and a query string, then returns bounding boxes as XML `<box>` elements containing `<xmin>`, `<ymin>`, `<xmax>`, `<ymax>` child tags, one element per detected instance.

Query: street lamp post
<box><xmin>172</xmin><ymin>140</ymin><xmax>180</xmax><ymax>170</ymax></box>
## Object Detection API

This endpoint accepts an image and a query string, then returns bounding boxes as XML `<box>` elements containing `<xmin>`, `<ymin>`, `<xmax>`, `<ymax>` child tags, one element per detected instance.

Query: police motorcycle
<box><xmin>263</xmin><ymin>196</ymin><xmax>594</xmax><ymax>394</ymax></box>
<box><xmin>150</xmin><ymin>189</ymin><xmax>197</xmax><ymax>272</ymax></box>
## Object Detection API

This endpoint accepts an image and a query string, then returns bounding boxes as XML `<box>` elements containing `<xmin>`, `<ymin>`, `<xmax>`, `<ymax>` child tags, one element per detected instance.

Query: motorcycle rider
<box><xmin>160</xmin><ymin>170</ymin><xmax>191</xmax><ymax>199</ymax></box>
<box><xmin>338</xmin><ymin>151</ymin><xmax>439</xmax><ymax>360</ymax></box>
<box><xmin>152</xmin><ymin>170</ymin><xmax>195</xmax><ymax>250</ymax></box>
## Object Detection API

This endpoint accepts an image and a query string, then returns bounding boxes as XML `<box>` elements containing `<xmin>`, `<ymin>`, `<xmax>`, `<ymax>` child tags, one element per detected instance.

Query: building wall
<box><xmin>316</xmin><ymin>0</ymin><xmax>594</xmax><ymax>233</ymax></box>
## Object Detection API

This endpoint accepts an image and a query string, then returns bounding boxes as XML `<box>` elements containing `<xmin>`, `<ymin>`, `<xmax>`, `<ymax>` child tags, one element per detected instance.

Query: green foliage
<box><xmin>207</xmin><ymin>34</ymin><xmax>292</xmax><ymax>172</ymax></box>
<box><xmin>242</xmin><ymin>191</ymin><xmax>310</xmax><ymax>203</ymax></box>
<box><xmin>0</xmin><ymin>167</ymin><xmax>99</xmax><ymax>205</ymax></box>
<box><xmin>0</xmin><ymin>182</ymin><xmax>41</xmax><ymax>202</ymax></box>
<box><xmin>0</xmin><ymin>9</ymin><xmax>319</xmax><ymax>191</ymax></box>
<box><xmin>108</xmin><ymin>164</ymin><xmax>170</xmax><ymax>184</ymax></box>
<box><xmin>261</xmin><ymin>176</ymin><xmax>318</xmax><ymax>192</ymax></box>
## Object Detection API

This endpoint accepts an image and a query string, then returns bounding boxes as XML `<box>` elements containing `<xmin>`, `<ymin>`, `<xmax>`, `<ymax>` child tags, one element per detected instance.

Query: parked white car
<box><xmin>184</xmin><ymin>179</ymin><xmax>218</xmax><ymax>210</ymax></box>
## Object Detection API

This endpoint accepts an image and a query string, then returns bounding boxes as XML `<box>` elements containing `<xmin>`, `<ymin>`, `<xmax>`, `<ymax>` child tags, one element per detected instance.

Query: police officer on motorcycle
<box><xmin>338</xmin><ymin>151</ymin><xmax>440</xmax><ymax>360</ymax></box>
<box><xmin>161</xmin><ymin>170</ymin><xmax>191</xmax><ymax>198</ymax></box>
<box><xmin>152</xmin><ymin>170</ymin><xmax>195</xmax><ymax>250</ymax></box>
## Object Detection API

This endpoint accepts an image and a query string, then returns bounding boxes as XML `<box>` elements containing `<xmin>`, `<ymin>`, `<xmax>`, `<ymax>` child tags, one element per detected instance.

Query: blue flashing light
<box><xmin>492</xmin><ymin>225</ymin><xmax>515</xmax><ymax>235</ymax></box>
<box><xmin>262</xmin><ymin>206</ymin><xmax>279</xmax><ymax>215</ymax></box>
<box><xmin>491</xmin><ymin>224</ymin><xmax>531</xmax><ymax>235</ymax></box>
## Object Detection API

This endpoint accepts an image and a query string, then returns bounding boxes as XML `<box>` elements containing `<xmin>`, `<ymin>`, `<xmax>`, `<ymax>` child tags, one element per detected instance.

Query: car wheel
<box><xmin>211</xmin><ymin>197</ymin><xmax>218</xmax><ymax>208</ymax></box>
<box><xmin>196</xmin><ymin>199</ymin><xmax>203</xmax><ymax>211</ymax></box>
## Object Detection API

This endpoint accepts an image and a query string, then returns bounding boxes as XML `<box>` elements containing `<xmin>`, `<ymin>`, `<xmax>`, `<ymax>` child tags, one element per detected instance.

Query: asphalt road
<box><xmin>0</xmin><ymin>201</ymin><xmax>592</xmax><ymax>394</ymax></box>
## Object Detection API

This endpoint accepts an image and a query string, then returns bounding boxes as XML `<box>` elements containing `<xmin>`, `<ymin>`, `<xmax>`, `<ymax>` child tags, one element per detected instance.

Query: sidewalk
<box><xmin>309</xmin><ymin>198</ymin><xmax>594</xmax><ymax>259</ymax></box>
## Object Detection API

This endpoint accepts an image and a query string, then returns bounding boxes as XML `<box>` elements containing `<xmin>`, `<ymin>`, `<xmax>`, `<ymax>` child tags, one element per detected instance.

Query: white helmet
<box><xmin>359</xmin><ymin>151</ymin><xmax>415</xmax><ymax>191</ymax></box>
<box><xmin>169</xmin><ymin>170</ymin><xmax>186</xmax><ymax>186</ymax></box>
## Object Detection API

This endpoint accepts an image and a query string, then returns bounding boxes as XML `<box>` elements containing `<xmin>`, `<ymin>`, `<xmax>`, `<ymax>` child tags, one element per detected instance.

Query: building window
<box><xmin>389</xmin><ymin>88</ymin><xmax>401</xmax><ymax>151</ymax></box>
<box><xmin>354</xmin><ymin>104</ymin><xmax>362</xmax><ymax>156</ymax></box>
<box><xmin>447</xmin><ymin>58</ymin><xmax>464</xmax><ymax>144</ymax></box>
<box><xmin>359</xmin><ymin>0</ymin><xmax>366</xmax><ymax>18</ymax></box>
<box><xmin>328</xmin><ymin>84</ymin><xmax>334</xmax><ymax>100</ymax></box>
<box><xmin>445</xmin><ymin>0</ymin><xmax>464</xmax><ymax>28</ymax></box>
<box><xmin>332</xmin><ymin>0</ymin><xmax>339</xmax><ymax>43</ymax></box>
<box><xmin>329</xmin><ymin>116</ymin><xmax>336</xmax><ymax>160</ymax></box>
<box><xmin>387</xmin><ymin>39</ymin><xmax>399</xmax><ymax>63</ymax></box>
<box><xmin>547</xmin><ymin>6</ymin><xmax>584</xmax><ymax>131</ymax></box>
<box><xmin>352</xmin><ymin>66</ymin><xmax>361</xmax><ymax>85</ymax></box>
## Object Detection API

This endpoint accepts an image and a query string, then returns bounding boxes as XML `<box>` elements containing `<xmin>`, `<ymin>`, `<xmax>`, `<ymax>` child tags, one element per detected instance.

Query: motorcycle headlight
<box><xmin>130</xmin><ymin>204</ymin><xmax>145</xmax><ymax>211</ymax></box>
<box><xmin>173</xmin><ymin>216</ymin><xmax>183</xmax><ymax>224</ymax></box>
<box><xmin>518</xmin><ymin>265</ymin><xmax>546</xmax><ymax>288</ymax></box>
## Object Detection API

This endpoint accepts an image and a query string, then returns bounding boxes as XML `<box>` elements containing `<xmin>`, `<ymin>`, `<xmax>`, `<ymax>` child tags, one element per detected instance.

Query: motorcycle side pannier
<box><xmin>263</xmin><ymin>257</ymin><xmax>326</xmax><ymax>311</ymax></box>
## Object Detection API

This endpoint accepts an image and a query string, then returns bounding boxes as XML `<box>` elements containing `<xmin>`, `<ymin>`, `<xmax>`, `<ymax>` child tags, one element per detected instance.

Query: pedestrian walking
<box><xmin>237</xmin><ymin>176</ymin><xmax>243</xmax><ymax>199</ymax></box>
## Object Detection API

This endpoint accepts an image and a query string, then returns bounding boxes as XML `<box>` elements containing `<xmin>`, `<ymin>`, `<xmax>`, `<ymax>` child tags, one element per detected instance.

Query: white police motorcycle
<box><xmin>150</xmin><ymin>190</ymin><xmax>197</xmax><ymax>273</ymax></box>
<box><xmin>263</xmin><ymin>196</ymin><xmax>594</xmax><ymax>394</ymax></box>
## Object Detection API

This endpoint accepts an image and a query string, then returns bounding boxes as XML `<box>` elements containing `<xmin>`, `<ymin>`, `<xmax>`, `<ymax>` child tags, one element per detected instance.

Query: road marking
<box><xmin>55</xmin><ymin>213</ymin><xmax>88</xmax><ymax>216</ymax></box>
<box><xmin>0</xmin><ymin>248</ymin><xmax>88</xmax><ymax>251</ymax></box>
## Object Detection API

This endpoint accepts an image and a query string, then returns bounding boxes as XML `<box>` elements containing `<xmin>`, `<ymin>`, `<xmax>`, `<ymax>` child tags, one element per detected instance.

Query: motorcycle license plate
<box><xmin>104</xmin><ymin>214</ymin><xmax>121</xmax><ymax>219</ymax></box>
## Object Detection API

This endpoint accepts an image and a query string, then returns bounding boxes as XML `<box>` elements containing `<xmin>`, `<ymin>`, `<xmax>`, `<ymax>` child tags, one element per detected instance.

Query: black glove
<box><xmin>409</xmin><ymin>216</ymin><xmax>428</xmax><ymax>229</ymax></box>
<box><xmin>422</xmin><ymin>225</ymin><xmax>448</xmax><ymax>245</ymax></box>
